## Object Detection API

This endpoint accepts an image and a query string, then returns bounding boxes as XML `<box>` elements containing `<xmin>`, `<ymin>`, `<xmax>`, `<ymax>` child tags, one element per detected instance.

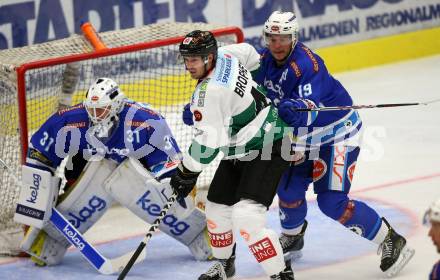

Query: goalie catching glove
<box><xmin>170</xmin><ymin>164</ymin><xmax>201</xmax><ymax>198</ymax></box>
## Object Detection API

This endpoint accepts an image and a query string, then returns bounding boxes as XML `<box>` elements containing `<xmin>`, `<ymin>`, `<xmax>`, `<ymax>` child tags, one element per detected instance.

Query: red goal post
<box><xmin>0</xmin><ymin>22</ymin><xmax>243</xmax><ymax>256</ymax></box>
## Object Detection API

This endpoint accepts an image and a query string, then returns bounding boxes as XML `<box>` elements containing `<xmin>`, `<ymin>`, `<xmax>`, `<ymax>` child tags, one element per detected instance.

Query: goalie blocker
<box><xmin>14</xmin><ymin>165</ymin><xmax>60</xmax><ymax>229</ymax></box>
<box><xmin>20</xmin><ymin>158</ymin><xmax>211</xmax><ymax>266</ymax></box>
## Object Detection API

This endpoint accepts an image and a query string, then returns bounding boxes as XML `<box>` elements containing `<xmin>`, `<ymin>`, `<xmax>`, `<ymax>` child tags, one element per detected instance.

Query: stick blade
<box><xmin>100</xmin><ymin>247</ymin><xmax>147</xmax><ymax>275</ymax></box>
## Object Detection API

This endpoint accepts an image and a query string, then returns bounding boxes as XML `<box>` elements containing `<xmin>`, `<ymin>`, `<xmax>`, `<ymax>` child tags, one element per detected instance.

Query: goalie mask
<box><xmin>84</xmin><ymin>78</ymin><xmax>125</xmax><ymax>137</ymax></box>
<box><xmin>424</xmin><ymin>198</ymin><xmax>440</xmax><ymax>225</ymax></box>
<box><xmin>263</xmin><ymin>11</ymin><xmax>299</xmax><ymax>49</ymax></box>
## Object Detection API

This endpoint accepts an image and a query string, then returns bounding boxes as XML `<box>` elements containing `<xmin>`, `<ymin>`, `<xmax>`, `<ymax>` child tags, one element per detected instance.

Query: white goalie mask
<box><xmin>424</xmin><ymin>198</ymin><xmax>440</xmax><ymax>225</ymax></box>
<box><xmin>263</xmin><ymin>11</ymin><xmax>299</xmax><ymax>48</ymax></box>
<box><xmin>83</xmin><ymin>78</ymin><xmax>125</xmax><ymax>136</ymax></box>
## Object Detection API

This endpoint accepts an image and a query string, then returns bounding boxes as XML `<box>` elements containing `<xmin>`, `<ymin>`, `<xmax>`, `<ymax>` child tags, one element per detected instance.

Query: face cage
<box><xmin>423</xmin><ymin>209</ymin><xmax>440</xmax><ymax>226</ymax></box>
<box><xmin>86</xmin><ymin>104</ymin><xmax>115</xmax><ymax>125</ymax></box>
<box><xmin>263</xmin><ymin>32</ymin><xmax>297</xmax><ymax>48</ymax></box>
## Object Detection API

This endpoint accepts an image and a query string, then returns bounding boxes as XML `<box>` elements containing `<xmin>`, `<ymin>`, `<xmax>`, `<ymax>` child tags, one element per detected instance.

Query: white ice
<box><xmin>1</xmin><ymin>54</ymin><xmax>440</xmax><ymax>280</ymax></box>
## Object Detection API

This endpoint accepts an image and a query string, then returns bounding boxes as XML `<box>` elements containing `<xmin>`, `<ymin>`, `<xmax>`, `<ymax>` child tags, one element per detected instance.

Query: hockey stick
<box><xmin>0</xmin><ymin>158</ymin><xmax>146</xmax><ymax>274</ymax></box>
<box><xmin>294</xmin><ymin>98</ymin><xmax>440</xmax><ymax>112</ymax></box>
<box><xmin>117</xmin><ymin>190</ymin><xmax>178</xmax><ymax>280</ymax></box>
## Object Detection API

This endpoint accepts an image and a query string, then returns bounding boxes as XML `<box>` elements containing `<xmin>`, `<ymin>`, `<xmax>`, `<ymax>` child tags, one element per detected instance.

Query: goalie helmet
<box><xmin>84</xmin><ymin>77</ymin><xmax>125</xmax><ymax>126</ymax></box>
<box><xmin>179</xmin><ymin>30</ymin><xmax>218</xmax><ymax>58</ymax></box>
<box><xmin>263</xmin><ymin>11</ymin><xmax>299</xmax><ymax>47</ymax></box>
<box><xmin>424</xmin><ymin>198</ymin><xmax>440</xmax><ymax>225</ymax></box>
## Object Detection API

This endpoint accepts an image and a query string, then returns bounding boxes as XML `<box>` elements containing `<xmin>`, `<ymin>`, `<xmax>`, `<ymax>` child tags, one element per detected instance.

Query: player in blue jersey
<box><xmin>424</xmin><ymin>198</ymin><xmax>440</xmax><ymax>280</ymax></box>
<box><xmin>252</xmin><ymin>11</ymin><xmax>414</xmax><ymax>277</ymax></box>
<box><xmin>17</xmin><ymin>77</ymin><xmax>211</xmax><ymax>267</ymax></box>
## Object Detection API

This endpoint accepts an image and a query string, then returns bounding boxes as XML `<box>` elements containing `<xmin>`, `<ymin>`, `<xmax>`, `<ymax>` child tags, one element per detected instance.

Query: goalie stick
<box><xmin>294</xmin><ymin>98</ymin><xmax>440</xmax><ymax>112</ymax></box>
<box><xmin>0</xmin><ymin>158</ymin><xmax>145</xmax><ymax>274</ymax></box>
<box><xmin>117</xmin><ymin>191</ymin><xmax>178</xmax><ymax>280</ymax></box>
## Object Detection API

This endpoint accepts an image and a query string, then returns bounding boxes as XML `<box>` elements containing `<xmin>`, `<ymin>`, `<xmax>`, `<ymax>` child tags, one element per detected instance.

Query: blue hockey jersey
<box><xmin>431</xmin><ymin>260</ymin><xmax>440</xmax><ymax>280</ymax></box>
<box><xmin>27</xmin><ymin>100</ymin><xmax>180</xmax><ymax>179</ymax></box>
<box><xmin>254</xmin><ymin>42</ymin><xmax>362</xmax><ymax>147</ymax></box>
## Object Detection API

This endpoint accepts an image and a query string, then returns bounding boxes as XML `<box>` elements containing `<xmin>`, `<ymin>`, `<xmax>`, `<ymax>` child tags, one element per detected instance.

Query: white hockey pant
<box><xmin>206</xmin><ymin>199</ymin><xmax>285</xmax><ymax>276</ymax></box>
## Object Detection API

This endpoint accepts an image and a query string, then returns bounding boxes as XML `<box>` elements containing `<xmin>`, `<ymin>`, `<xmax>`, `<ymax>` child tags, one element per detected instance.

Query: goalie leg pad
<box><xmin>56</xmin><ymin>160</ymin><xmax>116</xmax><ymax>233</ymax></box>
<box><xmin>21</xmin><ymin>160</ymin><xmax>117</xmax><ymax>266</ymax></box>
<box><xmin>104</xmin><ymin>158</ymin><xmax>209</xmax><ymax>247</ymax></box>
<box><xmin>232</xmin><ymin>199</ymin><xmax>285</xmax><ymax>276</ymax></box>
<box><xmin>20</xmin><ymin>226</ymin><xmax>69</xmax><ymax>266</ymax></box>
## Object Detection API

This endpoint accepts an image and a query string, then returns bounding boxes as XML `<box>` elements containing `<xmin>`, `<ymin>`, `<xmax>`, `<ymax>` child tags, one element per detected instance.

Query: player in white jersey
<box><xmin>15</xmin><ymin>77</ymin><xmax>212</xmax><ymax>267</ymax></box>
<box><xmin>169</xmin><ymin>30</ymin><xmax>295</xmax><ymax>280</ymax></box>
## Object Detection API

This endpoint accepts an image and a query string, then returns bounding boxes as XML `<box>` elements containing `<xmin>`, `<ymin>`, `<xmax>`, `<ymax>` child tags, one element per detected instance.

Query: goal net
<box><xmin>0</xmin><ymin>22</ymin><xmax>243</xmax><ymax>256</ymax></box>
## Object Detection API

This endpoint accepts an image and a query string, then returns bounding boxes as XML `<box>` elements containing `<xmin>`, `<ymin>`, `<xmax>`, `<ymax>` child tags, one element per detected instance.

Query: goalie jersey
<box><xmin>253</xmin><ymin>42</ymin><xmax>363</xmax><ymax>148</ymax></box>
<box><xmin>183</xmin><ymin>45</ymin><xmax>290</xmax><ymax>172</ymax></box>
<box><xmin>27</xmin><ymin>100</ymin><xmax>180</xmax><ymax>180</ymax></box>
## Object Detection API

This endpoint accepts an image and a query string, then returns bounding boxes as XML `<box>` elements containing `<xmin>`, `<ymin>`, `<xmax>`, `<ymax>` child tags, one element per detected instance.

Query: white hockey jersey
<box><xmin>183</xmin><ymin>44</ymin><xmax>289</xmax><ymax>172</ymax></box>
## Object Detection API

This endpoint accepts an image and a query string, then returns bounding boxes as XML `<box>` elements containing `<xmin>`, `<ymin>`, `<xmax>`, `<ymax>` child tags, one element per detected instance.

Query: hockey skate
<box><xmin>279</xmin><ymin>220</ymin><xmax>308</xmax><ymax>261</ymax></box>
<box><xmin>378</xmin><ymin>218</ymin><xmax>415</xmax><ymax>278</ymax></box>
<box><xmin>270</xmin><ymin>260</ymin><xmax>295</xmax><ymax>280</ymax></box>
<box><xmin>198</xmin><ymin>244</ymin><xmax>236</xmax><ymax>280</ymax></box>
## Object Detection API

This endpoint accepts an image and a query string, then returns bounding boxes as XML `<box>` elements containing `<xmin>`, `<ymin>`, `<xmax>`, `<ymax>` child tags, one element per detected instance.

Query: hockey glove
<box><xmin>170</xmin><ymin>164</ymin><xmax>201</xmax><ymax>198</ymax></box>
<box><xmin>278</xmin><ymin>99</ymin><xmax>317</xmax><ymax>128</ymax></box>
<box><xmin>182</xmin><ymin>103</ymin><xmax>194</xmax><ymax>126</ymax></box>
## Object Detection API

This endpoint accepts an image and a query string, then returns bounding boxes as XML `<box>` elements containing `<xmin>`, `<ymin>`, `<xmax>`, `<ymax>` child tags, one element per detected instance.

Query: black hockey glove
<box><xmin>170</xmin><ymin>164</ymin><xmax>201</xmax><ymax>198</ymax></box>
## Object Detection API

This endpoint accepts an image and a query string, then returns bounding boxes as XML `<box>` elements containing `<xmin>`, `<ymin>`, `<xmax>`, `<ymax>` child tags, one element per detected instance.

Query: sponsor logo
<box><xmin>313</xmin><ymin>158</ymin><xmax>327</xmax><ymax>182</ymax></box>
<box><xmin>264</xmin><ymin>79</ymin><xmax>285</xmax><ymax>99</ymax></box>
<box><xmin>26</xmin><ymin>173</ymin><xmax>42</xmax><ymax>204</ymax></box>
<box><xmin>194</xmin><ymin>110</ymin><xmax>202</xmax><ymax>122</ymax></box>
<box><xmin>183</xmin><ymin>37</ymin><xmax>193</xmax><ymax>44</ymax></box>
<box><xmin>239</xmin><ymin>229</ymin><xmax>250</xmax><ymax>241</ymax></box>
<box><xmin>290</xmin><ymin>61</ymin><xmax>302</xmax><ymax>78</ymax></box>
<box><xmin>64</xmin><ymin>122</ymin><xmax>87</xmax><ymax>131</ymax></box>
<box><xmin>28</xmin><ymin>148</ymin><xmax>52</xmax><ymax>166</ymax></box>
<box><xmin>208</xmin><ymin>230</ymin><xmax>233</xmax><ymax>248</ymax></box>
<box><xmin>198</xmin><ymin>90</ymin><xmax>206</xmax><ymax>107</ymax></box>
<box><xmin>164</xmin><ymin>160</ymin><xmax>178</xmax><ymax>169</ymax></box>
<box><xmin>125</xmin><ymin>121</ymin><xmax>151</xmax><ymax>129</ymax></box>
<box><xmin>86</xmin><ymin>144</ymin><xmax>130</xmax><ymax>156</ymax></box>
<box><xmin>62</xmin><ymin>224</ymin><xmax>85</xmax><ymax>250</ymax></box>
<box><xmin>15</xmin><ymin>204</ymin><xmax>44</xmax><ymax>220</ymax></box>
<box><xmin>207</xmin><ymin>219</ymin><xmax>216</xmax><ymax>230</ymax></box>
<box><xmin>348</xmin><ymin>161</ymin><xmax>357</xmax><ymax>183</ymax></box>
<box><xmin>194</xmin><ymin>128</ymin><xmax>204</xmax><ymax>137</ymax></box>
<box><xmin>58</xmin><ymin>104</ymin><xmax>84</xmax><ymax>115</ymax></box>
<box><xmin>249</xmin><ymin>237</ymin><xmax>277</xmax><ymax>263</ymax></box>
<box><xmin>271</xmin><ymin>25</ymin><xmax>280</xmax><ymax>32</ymax></box>
<box><xmin>137</xmin><ymin>190</ymin><xmax>189</xmax><ymax>236</ymax></box>
<box><xmin>67</xmin><ymin>196</ymin><xmax>107</xmax><ymax>228</ymax></box>
<box><xmin>279</xmin><ymin>209</ymin><xmax>287</xmax><ymax>222</ymax></box>
<box><xmin>125</xmin><ymin>102</ymin><xmax>158</xmax><ymax>116</ymax></box>
<box><xmin>301</xmin><ymin>46</ymin><xmax>319</xmax><ymax>72</ymax></box>
<box><xmin>91</xmin><ymin>95</ymin><xmax>99</xmax><ymax>101</ymax></box>
<box><xmin>221</xmin><ymin>56</ymin><xmax>232</xmax><ymax>84</ymax></box>
<box><xmin>348</xmin><ymin>225</ymin><xmax>364</xmax><ymax>236</ymax></box>
<box><xmin>338</xmin><ymin>200</ymin><xmax>355</xmax><ymax>224</ymax></box>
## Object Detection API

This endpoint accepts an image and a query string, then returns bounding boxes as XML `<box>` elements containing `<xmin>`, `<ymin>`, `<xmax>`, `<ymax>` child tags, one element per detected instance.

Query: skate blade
<box><xmin>384</xmin><ymin>245</ymin><xmax>415</xmax><ymax>278</ymax></box>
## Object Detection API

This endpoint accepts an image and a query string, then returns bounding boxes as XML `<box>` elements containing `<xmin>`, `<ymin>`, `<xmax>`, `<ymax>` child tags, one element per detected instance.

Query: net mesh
<box><xmin>0</xmin><ymin>22</ymin><xmax>240</xmax><ymax>256</ymax></box>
